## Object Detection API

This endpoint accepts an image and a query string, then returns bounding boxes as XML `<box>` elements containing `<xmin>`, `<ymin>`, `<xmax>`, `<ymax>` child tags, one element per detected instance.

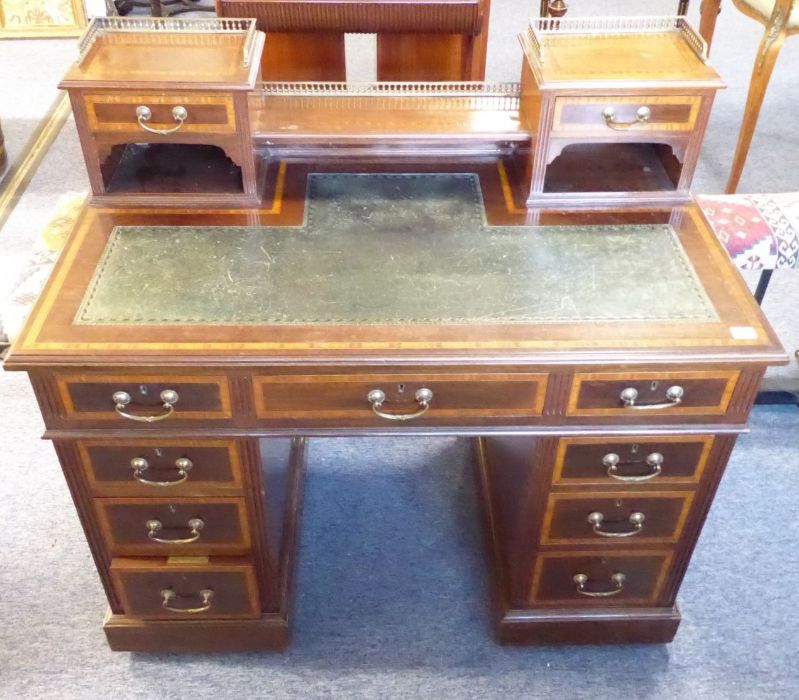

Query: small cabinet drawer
<box><xmin>541</xmin><ymin>492</ymin><xmax>693</xmax><ymax>545</ymax></box>
<box><xmin>96</xmin><ymin>498</ymin><xmax>250</xmax><ymax>556</ymax></box>
<box><xmin>55</xmin><ymin>373</ymin><xmax>233</xmax><ymax>424</ymax></box>
<box><xmin>84</xmin><ymin>92</ymin><xmax>236</xmax><ymax>136</ymax></box>
<box><xmin>566</xmin><ymin>370</ymin><xmax>739</xmax><ymax>418</ymax></box>
<box><xmin>530</xmin><ymin>551</ymin><xmax>672</xmax><ymax>606</ymax></box>
<box><xmin>553</xmin><ymin>435</ymin><xmax>714</xmax><ymax>485</ymax></box>
<box><xmin>111</xmin><ymin>557</ymin><xmax>260</xmax><ymax>620</ymax></box>
<box><xmin>552</xmin><ymin>95</ymin><xmax>702</xmax><ymax>135</ymax></box>
<box><xmin>75</xmin><ymin>439</ymin><xmax>244</xmax><ymax>496</ymax></box>
<box><xmin>253</xmin><ymin>372</ymin><xmax>548</xmax><ymax>425</ymax></box>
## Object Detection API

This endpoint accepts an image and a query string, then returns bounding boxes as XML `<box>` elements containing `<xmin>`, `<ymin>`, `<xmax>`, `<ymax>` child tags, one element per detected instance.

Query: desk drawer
<box><xmin>55</xmin><ymin>373</ymin><xmax>233</xmax><ymax>424</ymax></box>
<box><xmin>75</xmin><ymin>439</ymin><xmax>244</xmax><ymax>497</ymax></box>
<box><xmin>84</xmin><ymin>92</ymin><xmax>236</xmax><ymax>136</ymax></box>
<box><xmin>553</xmin><ymin>435</ymin><xmax>715</xmax><ymax>486</ymax></box>
<box><xmin>96</xmin><ymin>498</ymin><xmax>250</xmax><ymax>556</ymax></box>
<box><xmin>541</xmin><ymin>492</ymin><xmax>693</xmax><ymax>546</ymax></box>
<box><xmin>530</xmin><ymin>551</ymin><xmax>672</xmax><ymax>606</ymax></box>
<box><xmin>111</xmin><ymin>557</ymin><xmax>260</xmax><ymax>620</ymax></box>
<box><xmin>253</xmin><ymin>372</ymin><xmax>548</xmax><ymax>425</ymax></box>
<box><xmin>567</xmin><ymin>371</ymin><xmax>739</xmax><ymax>418</ymax></box>
<box><xmin>552</xmin><ymin>95</ymin><xmax>702</xmax><ymax>136</ymax></box>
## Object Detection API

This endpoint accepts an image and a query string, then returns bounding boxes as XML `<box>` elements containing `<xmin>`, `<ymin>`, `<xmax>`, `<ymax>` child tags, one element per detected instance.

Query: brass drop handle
<box><xmin>136</xmin><ymin>105</ymin><xmax>188</xmax><ymax>135</ymax></box>
<box><xmin>131</xmin><ymin>457</ymin><xmax>193</xmax><ymax>487</ymax></box>
<box><xmin>573</xmin><ymin>572</ymin><xmax>626</xmax><ymax>597</ymax></box>
<box><xmin>588</xmin><ymin>511</ymin><xmax>645</xmax><ymax>537</ymax></box>
<box><xmin>113</xmin><ymin>389</ymin><xmax>179</xmax><ymax>422</ymax></box>
<box><xmin>602</xmin><ymin>105</ymin><xmax>651</xmax><ymax>129</ymax></box>
<box><xmin>603</xmin><ymin>452</ymin><xmax>663</xmax><ymax>482</ymax></box>
<box><xmin>367</xmin><ymin>387</ymin><xmax>433</xmax><ymax>421</ymax></box>
<box><xmin>146</xmin><ymin>517</ymin><xmax>204</xmax><ymax>544</ymax></box>
<box><xmin>620</xmin><ymin>385</ymin><xmax>684</xmax><ymax>410</ymax></box>
<box><xmin>161</xmin><ymin>588</ymin><xmax>213</xmax><ymax>614</ymax></box>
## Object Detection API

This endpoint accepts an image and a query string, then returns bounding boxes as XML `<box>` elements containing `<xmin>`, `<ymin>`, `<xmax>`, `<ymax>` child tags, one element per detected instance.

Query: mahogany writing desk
<box><xmin>4</xmin><ymin>161</ymin><xmax>787</xmax><ymax>651</ymax></box>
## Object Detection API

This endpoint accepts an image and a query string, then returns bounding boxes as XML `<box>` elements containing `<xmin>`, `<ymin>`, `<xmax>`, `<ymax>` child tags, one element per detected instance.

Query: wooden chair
<box><xmin>724</xmin><ymin>0</ymin><xmax>798</xmax><ymax>193</ymax></box>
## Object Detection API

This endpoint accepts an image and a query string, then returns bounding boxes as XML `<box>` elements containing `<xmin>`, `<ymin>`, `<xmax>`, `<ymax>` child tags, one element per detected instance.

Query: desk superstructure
<box><xmin>4</xmin><ymin>17</ymin><xmax>787</xmax><ymax>652</ymax></box>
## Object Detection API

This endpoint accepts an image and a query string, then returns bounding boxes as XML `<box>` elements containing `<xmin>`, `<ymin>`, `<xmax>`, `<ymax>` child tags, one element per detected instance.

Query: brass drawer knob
<box><xmin>146</xmin><ymin>517</ymin><xmax>204</xmax><ymax>544</ymax></box>
<box><xmin>602</xmin><ymin>105</ymin><xmax>651</xmax><ymax>130</ymax></box>
<box><xmin>573</xmin><ymin>572</ymin><xmax>626</xmax><ymax>597</ymax></box>
<box><xmin>161</xmin><ymin>588</ymin><xmax>213</xmax><ymax>614</ymax></box>
<box><xmin>367</xmin><ymin>387</ymin><xmax>433</xmax><ymax>421</ymax></box>
<box><xmin>131</xmin><ymin>456</ymin><xmax>193</xmax><ymax>487</ymax></box>
<box><xmin>619</xmin><ymin>385</ymin><xmax>683</xmax><ymax>410</ymax></box>
<box><xmin>587</xmin><ymin>510</ymin><xmax>645</xmax><ymax>537</ymax></box>
<box><xmin>603</xmin><ymin>452</ymin><xmax>663</xmax><ymax>482</ymax></box>
<box><xmin>136</xmin><ymin>104</ymin><xmax>188</xmax><ymax>135</ymax></box>
<box><xmin>113</xmin><ymin>389</ymin><xmax>179</xmax><ymax>422</ymax></box>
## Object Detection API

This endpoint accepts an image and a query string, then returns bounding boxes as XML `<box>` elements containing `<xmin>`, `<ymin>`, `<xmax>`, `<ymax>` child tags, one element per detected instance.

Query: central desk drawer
<box><xmin>552</xmin><ymin>95</ymin><xmax>702</xmax><ymax>135</ymax></box>
<box><xmin>567</xmin><ymin>370</ymin><xmax>739</xmax><ymax>418</ymax></box>
<box><xmin>84</xmin><ymin>92</ymin><xmax>236</xmax><ymax>136</ymax></box>
<box><xmin>541</xmin><ymin>492</ymin><xmax>694</xmax><ymax>545</ymax></box>
<box><xmin>76</xmin><ymin>439</ymin><xmax>244</xmax><ymax>497</ymax></box>
<box><xmin>96</xmin><ymin>498</ymin><xmax>250</xmax><ymax>556</ymax></box>
<box><xmin>55</xmin><ymin>373</ymin><xmax>233</xmax><ymax>424</ymax></box>
<box><xmin>253</xmin><ymin>372</ymin><xmax>548</xmax><ymax>425</ymax></box>
<box><xmin>111</xmin><ymin>557</ymin><xmax>260</xmax><ymax>620</ymax></box>
<box><xmin>530</xmin><ymin>551</ymin><xmax>672</xmax><ymax>606</ymax></box>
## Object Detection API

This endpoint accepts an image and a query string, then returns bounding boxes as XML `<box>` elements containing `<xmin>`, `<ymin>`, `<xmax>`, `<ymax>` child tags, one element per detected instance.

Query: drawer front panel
<box><xmin>96</xmin><ymin>498</ymin><xmax>250</xmax><ymax>556</ymax></box>
<box><xmin>56</xmin><ymin>374</ymin><xmax>233</xmax><ymax>423</ymax></box>
<box><xmin>85</xmin><ymin>93</ymin><xmax>236</xmax><ymax>135</ymax></box>
<box><xmin>541</xmin><ymin>492</ymin><xmax>693</xmax><ymax>545</ymax></box>
<box><xmin>567</xmin><ymin>371</ymin><xmax>739</xmax><ymax>417</ymax></box>
<box><xmin>553</xmin><ymin>435</ymin><xmax>714</xmax><ymax>485</ymax></box>
<box><xmin>552</xmin><ymin>95</ymin><xmax>702</xmax><ymax>135</ymax></box>
<box><xmin>77</xmin><ymin>439</ymin><xmax>243</xmax><ymax>496</ymax></box>
<box><xmin>111</xmin><ymin>558</ymin><xmax>260</xmax><ymax>619</ymax></box>
<box><xmin>253</xmin><ymin>372</ymin><xmax>548</xmax><ymax>424</ymax></box>
<box><xmin>530</xmin><ymin>551</ymin><xmax>672</xmax><ymax>606</ymax></box>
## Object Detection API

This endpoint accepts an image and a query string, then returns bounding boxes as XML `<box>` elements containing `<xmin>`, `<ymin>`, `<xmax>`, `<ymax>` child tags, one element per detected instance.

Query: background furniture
<box><xmin>215</xmin><ymin>0</ymin><xmax>491</xmax><ymax>81</ymax></box>
<box><xmin>723</xmin><ymin>0</ymin><xmax>798</xmax><ymax>193</ymax></box>
<box><xmin>0</xmin><ymin>0</ymin><xmax>85</xmax><ymax>38</ymax></box>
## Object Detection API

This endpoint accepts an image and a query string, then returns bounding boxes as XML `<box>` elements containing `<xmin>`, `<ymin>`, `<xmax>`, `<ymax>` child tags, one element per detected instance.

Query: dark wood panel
<box><xmin>111</xmin><ymin>558</ymin><xmax>260</xmax><ymax>619</ymax></box>
<box><xmin>568</xmin><ymin>371</ymin><xmax>739</xmax><ymax>416</ymax></box>
<box><xmin>530</xmin><ymin>551</ymin><xmax>672</xmax><ymax>606</ymax></box>
<box><xmin>259</xmin><ymin>33</ymin><xmax>345</xmax><ymax>81</ymax></box>
<box><xmin>96</xmin><ymin>498</ymin><xmax>250</xmax><ymax>555</ymax></box>
<box><xmin>554</xmin><ymin>435</ymin><xmax>713</xmax><ymax>485</ymax></box>
<box><xmin>377</xmin><ymin>34</ymin><xmax>468</xmax><ymax>81</ymax></box>
<box><xmin>542</xmin><ymin>492</ymin><xmax>693</xmax><ymax>545</ymax></box>
<box><xmin>57</xmin><ymin>373</ymin><xmax>232</xmax><ymax>421</ymax></box>
<box><xmin>78</xmin><ymin>439</ymin><xmax>242</xmax><ymax>496</ymax></box>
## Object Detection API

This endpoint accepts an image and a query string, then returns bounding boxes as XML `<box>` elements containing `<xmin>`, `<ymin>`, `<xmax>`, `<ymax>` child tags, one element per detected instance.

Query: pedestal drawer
<box><xmin>553</xmin><ymin>435</ymin><xmax>715</xmax><ymax>486</ymax></box>
<box><xmin>96</xmin><ymin>498</ymin><xmax>250</xmax><ymax>556</ymax></box>
<box><xmin>530</xmin><ymin>551</ymin><xmax>672</xmax><ymax>606</ymax></box>
<box><xmin>253</xmin><ymin>372</ymin><xmax>548</xmax><ymax>425</ymax></box>
<box><xmin>111</xmin><ymin>557</ymin><xmax>260</xmax><ymax>620</ymax></box>
<box><xmin>76</xmin><ymin>439</ymin><xmax>244</xmax><ymax>497</ymax></box>
<box><xmin>567</xmin><ymin>370</ymin><xmax>739</xmax><ymax>418</ymax></box>
<box><xmin>55</xmin><ymin>373</ymin><xmax>233</xmax><ymax>424</ymax></box>
<box><xmin>541</xmin><ymin>492</ymin><xmax>694</xmax><ymax>545</ymax></box>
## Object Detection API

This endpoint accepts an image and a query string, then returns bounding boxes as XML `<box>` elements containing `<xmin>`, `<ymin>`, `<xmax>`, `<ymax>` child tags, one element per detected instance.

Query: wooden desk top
<box><xmin>5</xmin><ymin>165</ymin><xmax>784</xmax><ymax>370</ymax></box>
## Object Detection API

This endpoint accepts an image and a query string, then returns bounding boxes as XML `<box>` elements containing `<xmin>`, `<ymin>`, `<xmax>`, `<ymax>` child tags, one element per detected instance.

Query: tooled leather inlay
<box><xmin>76</xmin><ymin>174</ymin><xmax>717</xmax><ymax>325</ymax></box>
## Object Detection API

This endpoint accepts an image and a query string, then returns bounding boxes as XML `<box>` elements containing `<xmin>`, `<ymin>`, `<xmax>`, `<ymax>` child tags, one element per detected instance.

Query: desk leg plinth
<box><xmin>474</xmin><ymin>436</ymin><xmax>682</xmax><ymax>645</ymax></box>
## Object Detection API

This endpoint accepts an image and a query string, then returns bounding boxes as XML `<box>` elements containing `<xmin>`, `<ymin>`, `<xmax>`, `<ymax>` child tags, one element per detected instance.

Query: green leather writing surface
<box><xmin>76</xmin><ymin>174</ymin><xmax>716</xmax><ymax>325</ymax></box>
